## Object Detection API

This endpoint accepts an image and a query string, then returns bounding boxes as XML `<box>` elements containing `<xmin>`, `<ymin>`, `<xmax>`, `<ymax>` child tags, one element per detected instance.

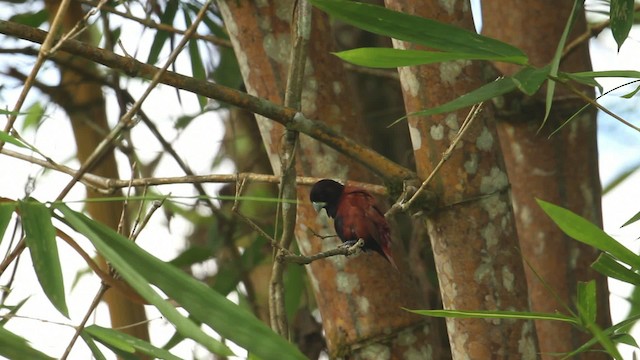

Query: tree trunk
<box><xmin>384</xmin><ymin>0</ymin><xmax>539</xmax><ymax>358</ymax></box>
<box><xmin>43</xmin><ymin>0</ymin><xmax>150</xmax><ymax>345</ymax></box>
<box><xmin>218</xmin><ymin>1</ymin><xmax>447</xmax><ymax>358</ymax></box>
<box><xmin>482</xmin><ymin>1</ymin><xmax>611</xmax><ymax>358</ymax></box>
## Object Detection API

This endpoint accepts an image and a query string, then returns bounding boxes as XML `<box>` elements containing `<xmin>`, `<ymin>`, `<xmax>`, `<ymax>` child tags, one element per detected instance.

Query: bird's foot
<box><xmin>340</xmin><ymin>239</ymin><xmax>364</xmax><ymax>256</ymax></box>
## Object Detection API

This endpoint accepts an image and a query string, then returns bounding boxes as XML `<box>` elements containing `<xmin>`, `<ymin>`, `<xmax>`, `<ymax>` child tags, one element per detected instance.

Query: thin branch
<box><xmin>0</xmin><ymin>0</ymin><xmax>72</xmax><ymax>152</ymax></box>
<box><xmin>78</xmin><ymin>0</ymin><xmax>233</xmax><ymax>47</ymax></box>
<box><xmin>280</xmin><ymin>238</ymin><xmax>365</xmax><ymax>265</ymax></box>
<box><xmin>388</xmin><ymin>102</ymin><xmax>484</xmax><ymax>216</ymax></box>
<box><xmin>54</xmin><ymin>1</ymin><xmax>214</xmax><ymax>201</ymax></box>
<box><xmin>563</xmin><ymin>3</ymin><xmax>640</xmax><ymax>59</ymax></box>
<box><xmin>0</xmin><ymin>19</ymin><xmax>417</xmax><ymax>185</ymax></box>
<box><xmin>0</xmin><ymin>148</ymin><xmax>390</xmax><ymax>196</ymax></box>
<box><xmin>556</xmin><ymin>76</ymin><xmax>640</xmax><ymax>132</ymax></box>
<box><xmin>268</xmin><ymin>0</ymin><xmax>312</xmax><ymax>337</ymax></box>
<box><xmin>60</xmin><ymin>285</ymin><xmax>109</xmax><ymax>360</ymax></box>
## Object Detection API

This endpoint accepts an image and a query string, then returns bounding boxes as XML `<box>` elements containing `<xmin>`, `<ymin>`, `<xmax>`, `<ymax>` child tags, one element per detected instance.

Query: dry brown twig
<box><xmin>387</xmin><ymin>101</ymin><xmax>485</xmax><ymax>217</ymax></box>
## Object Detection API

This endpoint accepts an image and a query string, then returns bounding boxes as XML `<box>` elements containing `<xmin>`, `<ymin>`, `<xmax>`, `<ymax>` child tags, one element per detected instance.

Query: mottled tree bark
<box><xmin>384</xmin><ymin>0</ymin><xmax>539</xmax><ymax>359</ymax></box>
<box><xmin>482</xmin><ymin>1</ymin><xmax>611</xmax><ymax>358</ymax></box>
<box><xmin>218</xmin><ymin>1</ymin><xmax>446</xmax><ymax>358</ymax></box>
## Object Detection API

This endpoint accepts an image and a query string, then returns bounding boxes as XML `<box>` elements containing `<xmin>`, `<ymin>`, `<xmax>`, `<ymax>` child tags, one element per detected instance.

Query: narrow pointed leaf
<box><xmin>0</xmin><ymin>201</ymin><xmax>16</xmax><ymax>246</ymax></box>
<box><xmin>621</xmin><ymin>209</ymin><xmax>640</xmax><ymax>227</ymax></box>
<box><xmin>389</xmin><ymin>76</ymin><xmax>516</xmax><ymax>126</ymax></box>
<box><xmin>183</xmin><ymin>7</ymin><xmax>207</xmax><ymax>110</ymax></box>
<box><xmin>0</xmin><ymin>297</ymin><xmax>30</xmax><ymax>326</ymax></box>
<box><xmin>577</xmin><ymin>281</ymin><xmax>597</xmax><ymax>324</ymax></box>
<box><xmin>147</xmin><ymin>1</ymin><xmax>179</xmax><ymax>65</ymax></box>
<box><xmin>543</xmin><ymin>0</ymin><xmax>584</xmax><ymax>127</ymax></box>
<box><xmin>309</xmin><ymin>0</ymin><xmax>527</xmax><ymax>64</ymax></box>
<box><xmin>0</xmin><ymin>325</ymin><xmax>54</xmax><ymax>360</ymax></box>
<box><xmin>85</xmin><ymin>325</ymin><xmax>182</xmax><ymax>360</ymax></box>
<box><xmin>511</xmin><ymin>65</ymin><xmax>550</xmax><ymax>96</ymax></box>
<box><xmin>56</xmin><ymin>204</ymin><xmax>233</xmax><ymax>356</ymax></box>
<box><xmin>80</xmin><ymin>332</ymin><xmax>108</xmax><ymax>360</ymax></box>
<box><xmin>57</xmin><ymin>204</ymin><xmax>306</xmax><ymax>360</ymax></box>
<box><xmin>591</xmin><ymin>253</ymin><xmax>640</xmax><ymax>286</ymax></box>
<box><xmin>0</xmin><ymin>130</ymin><xmax>29</xmax><ymax>149</ymax></box>
<box><xmin>406</xmin><ymin>308</ymin><xmax>577</xmax><ymax>323</ymax></box>
<box><xmin>537</xmin><ymin>199</ymin><xmax>640</xmax><ymax>270</ymax></box>
<box><xmin>611</xmin><ymin>0</ymin><xmax>635</xmax><ymax>50</ymax></box>
<box><xmin>19</xmin><ymin>199</ymin><xmax>69</xmax><ymax>318</ymax></box>
<box><xmin>334</xmin><ymin>48</ymin><xmax>524</xmax><ymax>68</ymax></box>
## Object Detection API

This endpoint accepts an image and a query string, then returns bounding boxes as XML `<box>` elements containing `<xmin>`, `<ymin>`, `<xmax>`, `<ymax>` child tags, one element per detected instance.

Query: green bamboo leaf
<box><xmin>536</xmin><ymin>199</ymin><xmax>640</xmax><ymax>271</ymax></box>
<box><xmin>147</xmin><ymin>1</ymin><xmax>180</xmax><ymax>65</ymax></box>
<box><xmin>80</xmin><ymin>332</ymin><xmax>108</xmax><ymax>360</ymax></box>
<box><xmin>576</xmin><ymin>299</ymin><xmax>622</xmax><ymax>360</ymax></box>
<box><xmin>56</xmin><ymin>204</ymin><xmax>233</xmax><ymax>357</ymax></box>
<box><xmin>611</xmin><ymin>0</ymin><xmax>635</xmax><ymax>50</ymax></box>
<box><xmin>0</xmin><ymin>130</ymin><xmax>29</xmax><ymax>149</ymax></box>
<box><xmin>577</xmin><ymin>281</ymin><xmax>597</xmax><ymax>325</ymax></box>
<box><xmin>388</xmin><ymin>76</ymin><xmax>516</xmax><ymax>126</ymax></box>
<box><xmin>564</xmin><ymin>313</ymin><xmax>640</xmax><ymax>358</ymax></box>
<box><xmin>621</xmin><ymin>209</ymin><xmax>640</xmax><ymax>227</ymax></box>
<box><xmin>57</xmin><ymin>204</ymin><xmax>306</xmax><ymax>360</ymax></box>
<box><xmin>405</xmin><ymin>308</ymin><xmax>577</xmax><ymax>323</ymax></box>
<box><xmin>334</xmin><ymin>48</ymin><xmax>523</xmax><ymax>68</ymax></box>
<box><xmin>309</xmin><ymin>0</ymin><xmax>527</xmax><ymax>64</ymax></box>
<box><xmin>9</xmin><ymin>10</ymin><xmax>48</xmax><ymax>27</ymax></box>
<box><xmin>562</xmin><ymin>70</ymin><xmax>640</xmax><ymax>93</ymax></box>
<box><xmin>183</xmin><ymin>6</ymin><xmax>207</xmax><ymax>110</ymax></box>
<box><xmin>22</xmin><ymin>102</ymin><xmax>46</xmax><ymax>130</ymax></box>
<box><xmin>19</xmin><ymin>199</ymin><xmax>69</xmax><ymax>318</ymax></box>
<box><xmin>591</xmin><ymin>253</ymin><xmax>640</xmax><ymax>286</ymax></box>
<box><xmin>0</xmin><ymin>201</ymin><xmax>16</xmax><ymax>246</ymax></box>
<box><xmin>511</xmin><ymin>65</ymin><xmax>550</xmax><ymax>96</ymax></box>
<box><xmin>0</xmin><ymin>297</ymin><xmax>30</xmax><ymax>326</ymax></box>
<box><xmin>543</xmin><ymin>0</ymin><xmax>584</xmax><ymax>127</ymax></box>
<box><xmin>0</xmin><ymin>325</ymin><xmax>54</xmax><ymax>360</ymax></box>
<box><xmin>85</xmin><ymin>325</ymin><xmax>182</xmax><ymax>360</ymax></box>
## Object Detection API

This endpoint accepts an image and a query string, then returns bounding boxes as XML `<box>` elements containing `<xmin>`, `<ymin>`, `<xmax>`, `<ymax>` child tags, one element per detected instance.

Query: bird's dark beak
<box><xmin>312</xmin><ymin>201</ymin><xmax>325</xmax><ymax>213</ymax></box>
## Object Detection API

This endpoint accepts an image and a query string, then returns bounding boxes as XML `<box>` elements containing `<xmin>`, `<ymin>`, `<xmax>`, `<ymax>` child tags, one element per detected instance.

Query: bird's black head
<box><xmin>310</xmin><ymin>179</ymin><xmax>344</xmax><ymax>218</ymax></box>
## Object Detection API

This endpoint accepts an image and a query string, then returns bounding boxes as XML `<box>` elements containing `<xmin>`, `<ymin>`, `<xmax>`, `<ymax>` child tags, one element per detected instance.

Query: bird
<box><xmin>309</xmin><ymin>179</ymin><xmax>398</xmax><ymax>269</ymax></box>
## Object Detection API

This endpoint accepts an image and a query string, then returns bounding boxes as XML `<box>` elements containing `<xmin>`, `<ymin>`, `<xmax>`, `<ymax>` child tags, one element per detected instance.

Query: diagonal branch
<box><xmin>0</xmin><ymin>19</ymin><xmax>416</xmax><ymax>187</ymax></box>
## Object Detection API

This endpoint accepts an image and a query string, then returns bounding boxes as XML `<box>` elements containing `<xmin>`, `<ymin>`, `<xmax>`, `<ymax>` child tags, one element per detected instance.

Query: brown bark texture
<box><xmin>218</xmin><ymin>1</ymin><xmax>446</xmax><ymax>358</ymax></box>
<box><xmin>43</xmin><ymin>0</ymin><xmax>150</xmax><ymax>344</ymax></box>
<box><xmin>482</xmin><ymin>1</ymin><xmax>611</xmax><ymax>358</ymax></box>
<box><xmin>384</xmin><ymin>0</ymin><xmax>540</xmax><ymax>359</ymax></box>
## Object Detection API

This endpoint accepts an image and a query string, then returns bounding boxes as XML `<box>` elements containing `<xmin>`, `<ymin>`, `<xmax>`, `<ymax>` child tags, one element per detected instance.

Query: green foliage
<box><xmin>147</xmin><ymin>1</ymin><xmax>180</xmax><ymax>65</ymax></box>
<box><xmin>0</xmin><ymin>130</ymin><xmax>30</xmax><ymax>149</ymax></box>
<box><xmin>84</xmin><ymin>325</ymin><xmax>183</xmax><ymax>360</ymax></box>
<box><xmin>610</xmin><ymin>0</ymin><xmax>636</xmax><ymax>50</ymax></box>
<box><xmin>19</xmin><ymin>199</ymin><xmax>69</xmax><ymax>318</ymax></box>
<box><xmin>0</xmin><ymin>325</ymin><xmax>54</xmax><ymax>360</ymax></box>
<box><xmin>56</xmin><ymin>204</ymin><xmax>306</xmax><ymax>360</ymax></box>
<box><xmin>311</xmin><ymin>0</ymin><xmax>527</xmax><ymax>64</ymax></box>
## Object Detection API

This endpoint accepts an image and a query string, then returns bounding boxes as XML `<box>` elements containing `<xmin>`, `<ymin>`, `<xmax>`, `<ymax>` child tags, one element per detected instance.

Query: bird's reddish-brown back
<box><xmin>335</xmin><ymin>187</ymin><xmax>388</xmax><ymax>243</ymax></box>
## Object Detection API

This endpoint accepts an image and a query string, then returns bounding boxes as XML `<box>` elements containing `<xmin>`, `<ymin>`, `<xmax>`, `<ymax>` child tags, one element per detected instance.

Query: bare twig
<box><xmin>231</xmin><ymin>178</ymin><xmax>282</xmax><ymax>251</ymax></box>
<box><xmin>0</xmin><ymin>0</ymin><xmax>72</xmax><ymax>152</ymax></box>
<box><xmin>555</xmin><ymin>77</ymin><xmax>640</xmax><ymax>132</ymax></box>
<box><xmin>55</xmin><ymin>0</ymin><xmax>214</xmax><ymax>201</ymax></box>
<box><xmin>60</xmin><ymin>285</ymin><xmax>109</xmax><ymax>360</ymax></box>
<box><xmin>388</xmin><ymin>102</ymin><xmax>484</xmax><ymax>216</ymax></box>
<box><xmin>280</xmin><ymin>238</ymin><xmax>365</xmax><ymax>265</ymax></box>
<box><xmin>78</xmin><ymin>0</ymin><xmax>233</xmax><ymax>47</ymax></box>
<box><xmin>0</xmin><ymin>20</ymin><xmax>417</xmax><ymax>184</ymax></box>
<box><xmin>268</xmin><ymin>0</ymin><xmax>312</xmax><ymax>337</ymax></box>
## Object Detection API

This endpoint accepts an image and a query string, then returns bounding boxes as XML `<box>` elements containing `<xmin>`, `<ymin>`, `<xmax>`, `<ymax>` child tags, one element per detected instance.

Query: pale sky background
<box><xmin>1</xmin><ymin>2</ymin><xmax>640</xmax><ymax>359</ymax></box>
